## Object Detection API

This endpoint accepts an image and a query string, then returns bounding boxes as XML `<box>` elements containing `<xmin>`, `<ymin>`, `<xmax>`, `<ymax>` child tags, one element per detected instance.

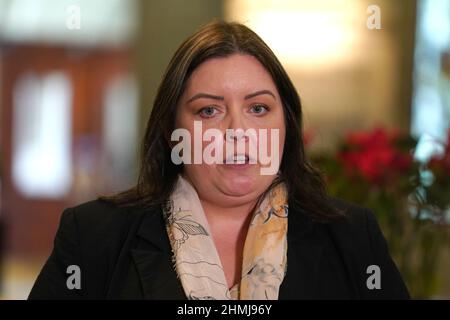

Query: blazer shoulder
<box><xmin>69</xmin><ymin>199</ymin><xmax>144</xmax><ymax>225</ymax></box>
<box><xmin>291</xmin><ymin>196</ymin><xmax>377</xmax><ymax>257</ymax></box>
<box><xmin>321</xmin><ymin>197</ymin><xmax>378</xmax><ymax>252</ymax></box>
<box><xmin>326</xmin><ymin>197</ymin><xmax>373</xmax><ymax>229</ymax></box>
<box><xmin>65</xmin><ymin>199</ymin><xmax>151</xmax><ymax>245</ymax></box>
<box><xmin>321</xmin><ymin>197</ymin><xmax>390</xmax><ymax>270</ymax></box>
<box><xmin>70</xmin><ymin>198</ymin><xmax>129</xmax><ymax>217</ymax></box>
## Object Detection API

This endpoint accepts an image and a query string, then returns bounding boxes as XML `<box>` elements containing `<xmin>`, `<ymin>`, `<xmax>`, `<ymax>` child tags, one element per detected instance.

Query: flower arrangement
<box><xmin>308</xmin><ymin>127</ymin><xmax>450</xmax><ymax>298</ymax></box>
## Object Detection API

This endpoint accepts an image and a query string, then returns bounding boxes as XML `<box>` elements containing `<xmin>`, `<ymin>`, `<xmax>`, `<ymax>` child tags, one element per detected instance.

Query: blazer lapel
<box><xmin>131</xmin><ymin>206</ymin><xmax>186</xmax><ymax>300</ymax></box>
<box><xmin>279</xmin><ymin>206</ymin><xmax>325</xmax><ymax>299</ymax></box>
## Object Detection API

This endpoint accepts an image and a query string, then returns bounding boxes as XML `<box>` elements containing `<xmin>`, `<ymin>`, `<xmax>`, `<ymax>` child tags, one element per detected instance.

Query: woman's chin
<box><xmin>221</xmin><ymin>174</ymin><xmax>256</xmax><ymax>197</ymax></box>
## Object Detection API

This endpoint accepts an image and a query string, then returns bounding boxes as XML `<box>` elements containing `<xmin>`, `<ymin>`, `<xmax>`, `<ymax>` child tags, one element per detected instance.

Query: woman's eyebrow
<box><xmin>186</xmin><ymin>89</ymin><xmax>276</xmax><ymax>104</ymax></box>
<box><xmin>244</xmin><ymin>90</ymin><xmax>276</xmax><ymax>100</ymax></box>
<box><xmin>187</xmin><ymin>93</ymin><xmax>224</xmax><ymax>103</ymax></box>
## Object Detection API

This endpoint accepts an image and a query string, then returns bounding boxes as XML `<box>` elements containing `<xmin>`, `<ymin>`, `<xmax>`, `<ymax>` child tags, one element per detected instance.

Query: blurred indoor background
<box><xmin>0</xmin><ymin>0</ymin><xmax>449</xmax><ymax>299</ymax></box>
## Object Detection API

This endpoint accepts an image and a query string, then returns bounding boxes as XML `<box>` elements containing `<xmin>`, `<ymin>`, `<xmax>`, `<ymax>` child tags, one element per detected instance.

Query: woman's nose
<box><xmin>225</xmin><ymin>128</ymin><xmax>248</xmax><ymax>142</ymax></box>
<box><xmin>224</xmin><ymin>111</ymin><xmax>249</xmax><ymax>142</ymax></box>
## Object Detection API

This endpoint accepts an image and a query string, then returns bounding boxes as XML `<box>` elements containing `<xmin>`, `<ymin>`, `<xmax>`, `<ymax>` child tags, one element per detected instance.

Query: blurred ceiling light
<box><xmin>0</xmin><ymin>0</ymin><xmax>136</xmax><ymax>46</ymax></box>
<box><xmin>226</xmin><ymin>0</ymin><xmax>365</xmax><ymax>69</ymax></box>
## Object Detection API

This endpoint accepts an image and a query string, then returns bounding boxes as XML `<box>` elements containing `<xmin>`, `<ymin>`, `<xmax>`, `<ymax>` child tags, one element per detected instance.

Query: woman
<box><xmin>29</xmin><ymin>20</ymin><xmax>409</xmax><ymax>300</ymax></box>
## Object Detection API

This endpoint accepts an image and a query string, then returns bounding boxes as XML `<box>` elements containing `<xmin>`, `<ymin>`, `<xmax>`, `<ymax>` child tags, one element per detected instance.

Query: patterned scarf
<box><xmin>162</xmin><ymin>175</ymin><xmax>288</xmax><ymax>300</ymax></box>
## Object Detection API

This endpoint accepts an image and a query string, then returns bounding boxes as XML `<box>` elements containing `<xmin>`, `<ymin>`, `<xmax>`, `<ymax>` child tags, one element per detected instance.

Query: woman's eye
<box><xmin>198</xmin><ymin>106</ymin><xmax>218</xmax><ymax>118</ymax></box>
<box><xmin>250</xmin><ymin>104</ymin><xmax>269</xmax><ymax>115</ymax></box>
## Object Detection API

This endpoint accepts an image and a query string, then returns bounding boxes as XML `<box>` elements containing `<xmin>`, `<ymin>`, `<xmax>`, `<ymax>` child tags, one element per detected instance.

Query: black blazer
<box><xmin>29</xmin><ymin>197</ymin><xmax>410</xmax><ymax>299</ymax></box>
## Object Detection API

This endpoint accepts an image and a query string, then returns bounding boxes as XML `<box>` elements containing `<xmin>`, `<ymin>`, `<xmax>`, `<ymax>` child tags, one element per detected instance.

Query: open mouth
<box><xmin>224</xmin><ymin>154</ymin><xmax>251</xmax><ymax>165</ymax></box>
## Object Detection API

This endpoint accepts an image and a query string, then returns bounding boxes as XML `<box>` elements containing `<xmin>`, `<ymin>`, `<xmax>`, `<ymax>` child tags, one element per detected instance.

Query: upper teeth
<box><xmin>227</xmin><ymin>155</ymin><xmax>247</xmax><ymax>163</ymax></box>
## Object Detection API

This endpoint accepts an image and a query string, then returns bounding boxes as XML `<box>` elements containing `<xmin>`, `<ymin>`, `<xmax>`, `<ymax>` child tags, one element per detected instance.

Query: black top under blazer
<box><xmin>29</xmin><ymin>197</ymin><xmax>410</xmax><ymax>299</ymax></box>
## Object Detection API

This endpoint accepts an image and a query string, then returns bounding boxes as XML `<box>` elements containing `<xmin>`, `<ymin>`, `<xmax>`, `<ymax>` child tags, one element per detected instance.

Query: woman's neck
<box><xmin>199</xmin><ymin>197</ymin><xmax>256</xmax><ymax>289</ymax></box>
<box><xmin>199</xmin><ymin>197</ymin><xmax>257</xmax><ymax>227</ymax></box>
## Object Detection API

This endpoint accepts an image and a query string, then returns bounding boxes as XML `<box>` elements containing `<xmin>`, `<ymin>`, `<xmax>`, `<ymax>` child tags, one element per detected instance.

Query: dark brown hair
<box><xmin>99</xmin><ymin>20</ymin><xmax>344</xmax><ymax>221</ymax></box>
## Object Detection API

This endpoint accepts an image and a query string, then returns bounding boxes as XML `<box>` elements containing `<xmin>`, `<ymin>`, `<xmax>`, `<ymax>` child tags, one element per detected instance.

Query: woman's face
<box><xmin>175</xmin><ymin>53</ymin><xmax>285</xmax><ymax>208</ymax></box>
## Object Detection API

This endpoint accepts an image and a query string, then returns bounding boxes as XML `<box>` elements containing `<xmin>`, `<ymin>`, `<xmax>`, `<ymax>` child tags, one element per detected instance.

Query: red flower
<box><xmin>338</xmin><ymin>127</ymin><xmax>413</xmax><ymax>184</ymax></box>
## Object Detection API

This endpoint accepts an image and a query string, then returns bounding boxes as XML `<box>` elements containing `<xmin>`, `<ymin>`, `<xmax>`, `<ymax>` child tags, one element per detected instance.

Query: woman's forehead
<box><xmin>183</xmin><ymin>54</ymin><xmax>279</xmax><ymax>98</ymax></box>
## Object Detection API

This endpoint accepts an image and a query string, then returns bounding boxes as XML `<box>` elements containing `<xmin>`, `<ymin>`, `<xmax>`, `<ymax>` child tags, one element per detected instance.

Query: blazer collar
<box><xmin>132</xmin><ymin>206</ymin><xmax>186</xmax><ymax>299</ymax></box>
<box><xmin>279</xmin><ymin>203</ymin><xmax>325</xmax><ymax>299</ymax></box>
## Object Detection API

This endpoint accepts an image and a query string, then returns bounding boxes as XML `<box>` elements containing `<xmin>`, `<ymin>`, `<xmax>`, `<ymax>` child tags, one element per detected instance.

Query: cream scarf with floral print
<box><xmin>162</xmin><ymin>175</ymin><xmax>288</xmax><ymax>300</ymax></box>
